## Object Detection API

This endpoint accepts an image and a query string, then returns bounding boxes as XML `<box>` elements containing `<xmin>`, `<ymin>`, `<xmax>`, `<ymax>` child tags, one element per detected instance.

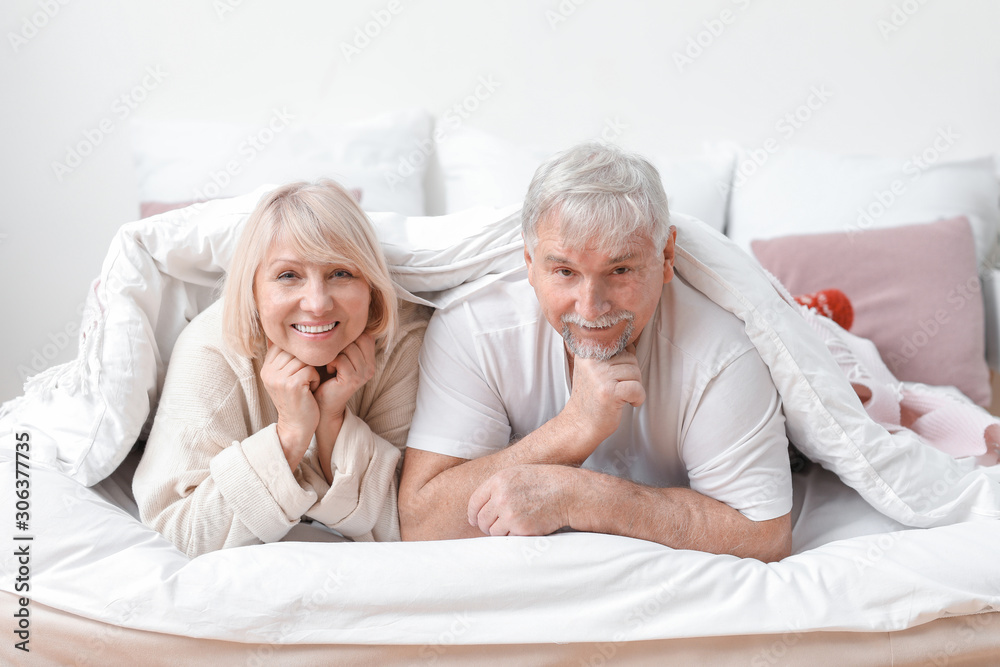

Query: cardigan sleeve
<box><xmin>301</xmin><ymin>302</ymin><xmax>431</xmax><ymax>541</ymax></box>
<box><xmin>133</xmin><ymin>309</ymin><xmax>320</xmax><ymax>558</ymax></box>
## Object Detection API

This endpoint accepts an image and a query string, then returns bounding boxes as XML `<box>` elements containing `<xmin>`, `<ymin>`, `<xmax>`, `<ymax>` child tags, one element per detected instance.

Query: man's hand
<box><xmin>556</xmin><ymin>346</ymin><xmax>646</xmax><ymax>463</ymax></box>
<box><xmin>467</xmin><ymin>464</ymin><xmax>575</xmax><ymax>537</ymax></box>
<box><xmin>401</xmin><ymin>345</ymin><xmax>647</xmax><ymax>542</ymax></box>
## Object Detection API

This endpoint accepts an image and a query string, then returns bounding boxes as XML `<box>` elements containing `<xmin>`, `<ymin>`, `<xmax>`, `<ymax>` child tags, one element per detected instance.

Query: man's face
<box><xmin>525</xmin><ymin>213</ymin><xmax>676</xmax><ymax>360</ymax></box>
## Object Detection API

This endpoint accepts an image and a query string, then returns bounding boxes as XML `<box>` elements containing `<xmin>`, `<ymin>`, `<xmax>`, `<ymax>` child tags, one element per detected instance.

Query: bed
<box><xmin>2</xmin><ymin>110</ymin><xmax>1000</xmax><ymax>665</ymax></box>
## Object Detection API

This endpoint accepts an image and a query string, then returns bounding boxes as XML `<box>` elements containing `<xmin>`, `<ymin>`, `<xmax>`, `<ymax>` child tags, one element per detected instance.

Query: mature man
<box><xmin>398</xmin><ymin>142</ymin><xmax>793</xmax><ymax>562</ymax></box>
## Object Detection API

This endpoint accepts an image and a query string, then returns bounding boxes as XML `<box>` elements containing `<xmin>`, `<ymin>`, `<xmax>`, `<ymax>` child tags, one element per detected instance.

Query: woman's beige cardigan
<box><xmin>133</xmin><ymin>299</ymin><xmax>430</xmax><ymax>558</ymax></box>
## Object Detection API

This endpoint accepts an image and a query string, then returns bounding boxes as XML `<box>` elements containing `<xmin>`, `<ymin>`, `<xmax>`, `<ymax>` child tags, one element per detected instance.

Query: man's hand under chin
<box><xmin>558</xmin><ymin>344</ymin><xmax>646</xmax><ymax>462</ymax></box>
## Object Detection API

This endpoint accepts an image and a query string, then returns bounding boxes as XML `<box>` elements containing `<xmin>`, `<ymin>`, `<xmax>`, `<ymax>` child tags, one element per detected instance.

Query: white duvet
<box><xmin>1</xmin><ymin>189</ymin><xmax>999</xmax><ymax>643</ymax></box>
<box><xmin>2</xmin><ymin>450</ymin><xmax>998</xmax><ymax>644</ymax></box>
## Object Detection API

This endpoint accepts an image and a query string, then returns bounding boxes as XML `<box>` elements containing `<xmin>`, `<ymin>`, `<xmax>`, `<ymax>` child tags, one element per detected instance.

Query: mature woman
<box><xmin>133</xmin><ymin>181</ymin><xmax>430</xmax><ymax>557</ymax></box>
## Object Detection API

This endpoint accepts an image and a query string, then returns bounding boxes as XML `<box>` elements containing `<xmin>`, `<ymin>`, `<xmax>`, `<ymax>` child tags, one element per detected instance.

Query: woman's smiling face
<box><xmin>254</xmin><ymin>236</ymin><xmax>371</xmax><ymax>367</ymax></box>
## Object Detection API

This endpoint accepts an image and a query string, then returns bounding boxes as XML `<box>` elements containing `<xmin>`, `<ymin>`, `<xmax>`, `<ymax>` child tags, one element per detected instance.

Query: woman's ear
<box><xmin>364</xmin><ymin>284</ymin><xmax>390</xmax><ymax>349</ymax></box>
<box><xmin>366</xmin><ymin>285</ymin><xmax>379</xmax><ymax>333</ymax></box>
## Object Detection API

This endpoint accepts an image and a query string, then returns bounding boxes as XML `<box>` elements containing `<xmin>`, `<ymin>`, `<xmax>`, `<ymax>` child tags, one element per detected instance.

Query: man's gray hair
<box><xmin>521</xmin><ymin>141</ymin><xmax>670</xmax><ymax>258</ymax></box>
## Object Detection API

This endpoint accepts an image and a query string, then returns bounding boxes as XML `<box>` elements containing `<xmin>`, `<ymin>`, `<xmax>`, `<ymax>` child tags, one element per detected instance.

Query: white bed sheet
<box><xmin>2</xmin><ymin>448</ymin><xmax>997</xmax><ymax>646</ymax></box>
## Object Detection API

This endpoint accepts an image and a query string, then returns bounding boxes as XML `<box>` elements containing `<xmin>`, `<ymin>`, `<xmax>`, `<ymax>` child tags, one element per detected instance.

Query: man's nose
<box><xmin>576</xmin><ymin>279</ymin><xmax>611</xmax><ymax>321</ymax></box>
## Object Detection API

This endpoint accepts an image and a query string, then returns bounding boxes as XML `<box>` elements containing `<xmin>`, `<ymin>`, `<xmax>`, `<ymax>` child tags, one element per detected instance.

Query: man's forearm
<box><xmin>566</xmin><ymin>468</ymin><xmax>792</xmax><ymax>562</ymax></box>
<box><xmin>400</xmin><ymin>414</ymin><xmax>597</xmax><ymax>541</ymax></box>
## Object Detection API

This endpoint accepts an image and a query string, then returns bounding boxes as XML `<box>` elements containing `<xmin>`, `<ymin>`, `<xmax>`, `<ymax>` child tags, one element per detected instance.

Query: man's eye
<box><xmin>557</xmin><ymin>269</ymin><xmax>573</xmax><ymax>277</ymax></box>
<box><xmin>613</xmin><ymin>267</ymin><xmax>630</xmax><ymax>275</ymax></box>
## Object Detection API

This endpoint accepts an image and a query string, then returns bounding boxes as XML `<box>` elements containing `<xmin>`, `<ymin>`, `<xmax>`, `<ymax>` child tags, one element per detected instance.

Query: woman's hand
<box><xmin>314</xmin><ymin>332</ymin><xmax>377</xmax><ymax>423</ymax></box>
<box><xmin>260</xmin><ymin>334</ymin><xmax>376</xmax><ymax>482</ymax></box>
<box><xmin>260</xmin><ymin>342</ymin><xmax>321</xmax><ymax>471</ymax></box>
<box><xmin>313</xmin><ymin>333</ymin><xmax>377</xmax><ymax>482</ymax></box>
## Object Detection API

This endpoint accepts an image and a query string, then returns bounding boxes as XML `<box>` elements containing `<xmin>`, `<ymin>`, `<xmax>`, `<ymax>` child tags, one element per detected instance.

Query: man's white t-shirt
<box><xmin>407</xmin><ymin>270</ymin><xmax>793</xmax><ymax>522</ymax></box>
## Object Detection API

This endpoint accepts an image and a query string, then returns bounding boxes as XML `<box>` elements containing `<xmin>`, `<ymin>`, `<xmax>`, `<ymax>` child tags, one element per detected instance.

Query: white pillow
<box><xmin>130</xmin><ymin>108</ymin><xmax>433</xmax><ymax>216</ymax></box>
<box><xmin>656</xmin><ymin>150</ymin><xmax>736</xmax><ymax>235</ymax></box>
<box><xmin>431</xmin><ymin>125</ymin><xmax>550</xmax><ymax>215</ymax></box>
<box><xmin>432</xmin><ymin>125</ymin><xmax>736</xmax><ymax>233</ymax></box>
<box><xmin>727</xmin><ymin>147</ymin><xmax>1000</xmax><ymax>267</ymax></box>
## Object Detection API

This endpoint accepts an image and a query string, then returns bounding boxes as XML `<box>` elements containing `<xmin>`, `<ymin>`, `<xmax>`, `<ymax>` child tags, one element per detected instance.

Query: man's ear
<box><xmin>662</xmin><ymin>225</ymin><xmax>677</xmax><ymax>284</ymax></box>
<box><xmin>524</xmin><ymin>244</ymin><xmax>535</xmax><ymax>285</ymax></box>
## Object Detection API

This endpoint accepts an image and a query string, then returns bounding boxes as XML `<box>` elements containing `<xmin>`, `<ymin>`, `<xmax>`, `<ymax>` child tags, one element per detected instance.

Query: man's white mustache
<box><xmin>561</xmin><ymin>311</ymin><xmax>634</xmax><ymax>328</ymax></box>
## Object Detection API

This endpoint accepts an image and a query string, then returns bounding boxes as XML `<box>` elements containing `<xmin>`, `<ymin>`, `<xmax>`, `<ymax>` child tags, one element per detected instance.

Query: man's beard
<box><xmin>560</xmin><ymin>311</ymin><xmax>635</xmax><ymax>361</ymax></box>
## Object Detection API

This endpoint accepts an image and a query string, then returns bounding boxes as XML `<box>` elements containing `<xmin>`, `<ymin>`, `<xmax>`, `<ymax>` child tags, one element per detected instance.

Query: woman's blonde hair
<box><xmin>222</xmin><ymin>180</ymin><xmax>398</xmax><ymax>360</ymax></box>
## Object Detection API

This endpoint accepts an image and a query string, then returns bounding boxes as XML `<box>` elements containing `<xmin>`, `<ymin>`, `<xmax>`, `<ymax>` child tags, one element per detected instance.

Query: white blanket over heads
<box><xmin>1</xmin><ymin>189</ymin><xmax>999</xmax><ymax>526</ymax></box>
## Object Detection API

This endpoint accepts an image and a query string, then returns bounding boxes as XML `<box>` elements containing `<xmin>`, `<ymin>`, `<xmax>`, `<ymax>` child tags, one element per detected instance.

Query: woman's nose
<box><xmin>300</xmin><ymin>279</ymin><xmax>333</xmax><ymax>313</ymax></box>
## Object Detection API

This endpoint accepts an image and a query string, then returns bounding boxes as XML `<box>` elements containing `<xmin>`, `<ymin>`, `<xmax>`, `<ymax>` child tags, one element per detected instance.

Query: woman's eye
<box><xmin>277</xmin><ymin>271</ymin><xmax>296</xmax><ymax>280</ymax></box>
<box><xmin>332</xmin><ymin>269</ymin><xmax>354</xmax><ymax>279</ymax></box>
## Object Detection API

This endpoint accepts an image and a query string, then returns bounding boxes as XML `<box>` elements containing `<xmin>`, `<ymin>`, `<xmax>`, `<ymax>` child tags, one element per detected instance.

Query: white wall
<box><xmin>2</xmin><ymin>0</ymin><xmax>999</xmax><ymax>402</ymax></box>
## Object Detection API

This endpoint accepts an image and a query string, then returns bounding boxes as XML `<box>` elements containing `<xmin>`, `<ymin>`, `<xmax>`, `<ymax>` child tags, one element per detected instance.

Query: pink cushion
<box><xmin>751</xmin><ymin>217</ymin><xmax>990</xmax><ymax>406</ymax></box>
<box><xmin>140</xmin><ymin>200</ymin><xmax>195</xmax><ymax>218</ymax></box>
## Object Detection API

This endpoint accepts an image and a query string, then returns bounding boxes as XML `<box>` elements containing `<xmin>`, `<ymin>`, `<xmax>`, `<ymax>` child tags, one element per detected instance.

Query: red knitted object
<box><xmin>793</xmin><ymin>289</ymin><xmax>854</xmax><ymax>331</ymax></box>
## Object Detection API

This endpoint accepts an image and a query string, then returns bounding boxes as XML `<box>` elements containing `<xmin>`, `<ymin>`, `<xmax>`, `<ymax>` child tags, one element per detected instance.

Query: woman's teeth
<box><xmin>293</xmin><ymin>322</ymin><xmax>336</xmax><ymax>334</ymax></box>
